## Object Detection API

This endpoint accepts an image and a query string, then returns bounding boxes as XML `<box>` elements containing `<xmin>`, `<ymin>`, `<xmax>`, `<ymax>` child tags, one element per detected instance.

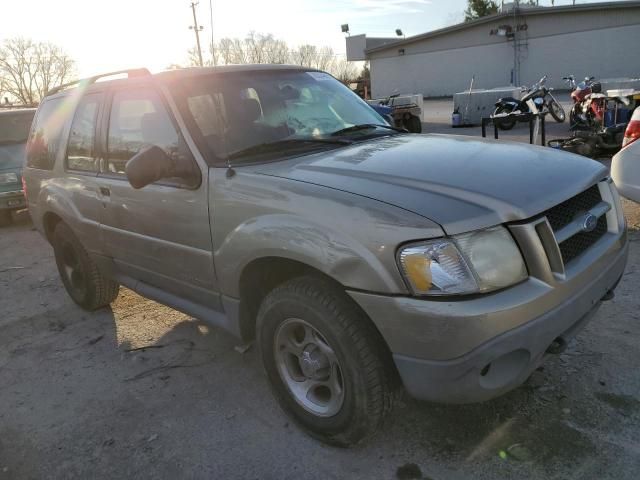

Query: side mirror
<box><xmin>125</xmin><ymin>145</ymin><xmax>175</xmax><ymax>189</ymax></box>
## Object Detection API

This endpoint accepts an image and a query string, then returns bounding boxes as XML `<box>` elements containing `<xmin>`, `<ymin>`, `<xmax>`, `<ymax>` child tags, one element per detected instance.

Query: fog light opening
<box><xmin>478</xmin><ymin>349</ymin><xmax>530</xmax><ymax>390</ymax></box>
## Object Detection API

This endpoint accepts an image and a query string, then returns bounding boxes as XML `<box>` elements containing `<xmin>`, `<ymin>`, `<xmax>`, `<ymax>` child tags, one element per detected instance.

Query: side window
<box><xmin>106</xmin><ymin>88</ymin><xmax>187</xmax><ymax>175</ymax></box>
<box><xmin>66</xmin><ymin>93</ymin><xmax>101</xmax><ymax>172</ymax></box>
<box><xmin>26</xmin><ymin>98</ymin><xmax>64</xmax><ymax>170</ymax></box>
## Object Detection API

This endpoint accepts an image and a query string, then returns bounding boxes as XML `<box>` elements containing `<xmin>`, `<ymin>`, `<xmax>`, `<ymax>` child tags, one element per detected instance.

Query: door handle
<box><xmin>99</xmin><ymin>186</ymin><xmax>111</xmax><ymax>197</ymax></box>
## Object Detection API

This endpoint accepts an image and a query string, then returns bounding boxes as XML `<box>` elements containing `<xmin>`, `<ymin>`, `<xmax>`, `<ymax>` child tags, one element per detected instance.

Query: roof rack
<box><xmin>45</xmin><ymin>68</ymin><xmax>151</xmax><ymax>97</ymax></box>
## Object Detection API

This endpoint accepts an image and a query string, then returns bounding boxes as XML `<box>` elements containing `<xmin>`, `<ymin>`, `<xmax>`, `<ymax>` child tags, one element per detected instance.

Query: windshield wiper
<box><xmin>0</xmin><ymin>139</ymin><xmax>26</xmax><ymax>146</ymax></box>
<box><xmin>227</xmin><ymin>138</ymin><xmax>352</xmax><ymax>160</ymax></box>
<box><xmin>330</xmin><ymin>124</ymin><xmax>407</xmax><ymax>136</ymax></box>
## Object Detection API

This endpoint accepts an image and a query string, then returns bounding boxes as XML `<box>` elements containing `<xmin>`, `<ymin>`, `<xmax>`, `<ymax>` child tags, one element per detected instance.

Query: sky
<box><xmin>0</xmin><ymin>0</ymin><xmax>623</xmax><ymax>77</ymax></box>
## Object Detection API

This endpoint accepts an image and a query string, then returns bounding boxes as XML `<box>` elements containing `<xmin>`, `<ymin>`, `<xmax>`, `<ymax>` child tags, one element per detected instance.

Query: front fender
<box><xmin>215</xmin><ymin>213</ymin><xmax>402</xmax><ymax>298</ymax></box>
<box><xmin>210</xmin><ymin>167</ymin><xmax>444</xmax><ymax>299</ymax></box>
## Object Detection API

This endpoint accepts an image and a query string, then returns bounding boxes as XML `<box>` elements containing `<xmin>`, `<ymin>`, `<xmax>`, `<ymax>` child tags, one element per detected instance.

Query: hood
<box><xmin>0</xmin><ymin>143</ymin><xmax>26</xmax><ymax>172</ymax></box>
<box><xmin>253</xmin><ymin>134</ymin><xmax>607</xmax><ymax>235</ymax></box>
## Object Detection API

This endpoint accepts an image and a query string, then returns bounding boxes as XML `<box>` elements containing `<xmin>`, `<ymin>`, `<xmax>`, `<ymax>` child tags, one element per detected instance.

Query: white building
<box><xmin>346</xmin><ymin>1</ymin><xmax>640</xmax><ymax>98</ymax></box>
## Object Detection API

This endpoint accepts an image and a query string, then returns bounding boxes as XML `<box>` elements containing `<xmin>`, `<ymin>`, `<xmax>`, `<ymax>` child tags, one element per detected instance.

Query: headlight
<box><xmin>398</xmin><ymin>226</ymin><xmax>527</xmax><ymax>296</ymax></box>
<box><xmin>0</xmin><ymin>173</ymin><xmax>18</xmax><ymax>185</ymax></box>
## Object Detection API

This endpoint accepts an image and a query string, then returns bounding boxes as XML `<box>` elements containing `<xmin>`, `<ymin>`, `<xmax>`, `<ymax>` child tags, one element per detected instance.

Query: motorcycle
<box><xmin>493</xmin><ymin>76</ymin><xmax>566</xmax><ymax>130</ymax></box>
<box><xmin>548</xmin><ymin>125</ymin><xmax>626</xmax><ymax>158</ymax></box>
<box><xmin>563</xmin><ymin>75</ymin><xmax>605</xmax><ymax>131</ymax></box>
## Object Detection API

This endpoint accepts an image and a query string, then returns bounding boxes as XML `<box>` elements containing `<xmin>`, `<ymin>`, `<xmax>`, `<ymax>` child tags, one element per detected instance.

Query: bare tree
<box><xmin>331</xmin><ymin>58</ymin><xmax>358</xmax><ymax>83</ymax></box>
<box><xmin>186</xmin><ymin>33</ymin><xmax>357</xmax><ymax>82</ymax></box>
<box><xmin>0</xmin><ymin>37</ymin><xmax>75</xmax><ymax>105</ymax></box>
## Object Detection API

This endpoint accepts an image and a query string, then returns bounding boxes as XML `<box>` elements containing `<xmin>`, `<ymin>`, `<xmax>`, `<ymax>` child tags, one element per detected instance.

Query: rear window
<box><xmin>26</xmin><ymin>98</ymin><xmax>65</xmax><ymax>170</ymax></box>
<box><xmin>0</xmin><ymin>110</ymin><xmax>35</xmax><ymax>145</ymax></box>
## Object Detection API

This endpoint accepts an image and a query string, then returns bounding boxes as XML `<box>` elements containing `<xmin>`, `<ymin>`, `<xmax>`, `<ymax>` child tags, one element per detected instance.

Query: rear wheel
<box><xmin>52</xmin><ymin>222</ymin><xmax>119</xmax><ymax>310</ymax></box>
<box><xmin>404</xmin><ymin>115</ymin><xmax>422</xmax><ymax>133</ymax></box>
<box><xmin>257</xmin><ymin>276</ymin><xmax>397</xmax><ymax>446</ymax></box>
<box><xmin>493</xmin><ymin>105</ymin><xmax>516</xmax><ymax>130</ymax></box>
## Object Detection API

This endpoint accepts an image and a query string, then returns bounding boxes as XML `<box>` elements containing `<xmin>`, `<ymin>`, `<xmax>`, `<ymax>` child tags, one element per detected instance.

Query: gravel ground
<box><xmin>1</xmin><ymin>99</ymin><xmax>639</xmax><ymax>479</ymax></box>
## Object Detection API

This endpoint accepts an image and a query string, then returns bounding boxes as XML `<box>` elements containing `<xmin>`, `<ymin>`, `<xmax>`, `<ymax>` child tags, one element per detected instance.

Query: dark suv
<box><xmin>23</xmin><ymin>67</ymin><xmax>628</xmax><ymax>446</ymax></box>
<box><xmin>0</xmin><ymin>108</ymin><xmax>36</xmax><ymax>225</ymax></box>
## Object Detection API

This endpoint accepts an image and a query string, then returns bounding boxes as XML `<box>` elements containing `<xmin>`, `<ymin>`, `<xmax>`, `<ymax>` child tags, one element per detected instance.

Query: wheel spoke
<box><xmin>313</xmin><ymin>332</ymin><xmax>339</xmax><ymax>366</ymax></box>
<box><xmin>274</xmin><ymin>318</ymin><xmax>345</xmax><ymax>417</ymax></box>
<box><xmin>301</xmin><ymin>324</ymin><xmax>316</xmax><ymax>346</ymax></box>
<box><xmin>278</xmin><ymin>326</ymin><xmax>304</xmax><ymax>357</ymax></box>
<box><xmin>326</xmin><ymin>363</ymin><xmax>343</xmax><ymax>396</ymax></box>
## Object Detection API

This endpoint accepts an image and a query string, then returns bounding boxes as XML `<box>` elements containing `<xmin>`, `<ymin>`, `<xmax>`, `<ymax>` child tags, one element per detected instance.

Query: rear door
<box><xmin>96</xmin><ymin>83</ymin><xmax>220</xmax><ymax>310</ymax></box>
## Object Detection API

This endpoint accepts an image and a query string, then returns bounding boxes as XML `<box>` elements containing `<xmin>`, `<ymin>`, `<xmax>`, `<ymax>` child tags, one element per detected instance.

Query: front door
<box><xmin>97</xmin><ymin>85</ymin><xmax>220</xmax><ymax>310</ymax></box>
<box><xmin>60</xmin><ymin>92</ymin><xmax>105</xmax><ymax>255</ymax></box>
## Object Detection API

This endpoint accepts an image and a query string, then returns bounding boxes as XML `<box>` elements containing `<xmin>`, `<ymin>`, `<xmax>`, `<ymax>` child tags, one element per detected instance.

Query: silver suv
<box><xmin>23</xmin><ymin>66</ymin><xmax>628</xmax><ymax>446</ymax></box>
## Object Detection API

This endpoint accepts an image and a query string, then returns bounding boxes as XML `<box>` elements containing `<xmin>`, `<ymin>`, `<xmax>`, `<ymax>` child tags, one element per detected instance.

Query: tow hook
<box><xmin>601</xmin><ymin>289</ymin><xmax>615</xmax><ymax>302</ymax></box>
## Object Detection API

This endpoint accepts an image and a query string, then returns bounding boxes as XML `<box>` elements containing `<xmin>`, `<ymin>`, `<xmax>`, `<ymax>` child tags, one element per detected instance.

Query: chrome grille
<box><xmin>542</xmin><ymin>184</ymin><xmax>608</xmax><ymax>265</ymax></box>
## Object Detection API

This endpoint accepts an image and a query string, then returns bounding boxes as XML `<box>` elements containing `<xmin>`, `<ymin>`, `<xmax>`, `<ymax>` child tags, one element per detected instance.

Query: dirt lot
<box><xmin>2</xmin><ymin>103</ymin><xmax>640</xmax><ymax>479</ymax></box>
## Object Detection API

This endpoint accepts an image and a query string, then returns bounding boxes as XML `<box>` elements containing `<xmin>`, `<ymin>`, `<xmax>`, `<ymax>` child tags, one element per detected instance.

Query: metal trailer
<box><xmin>453</xmin><ymin>87</ymin><xmax>522</xmax><ymax>126</ymax></box>
<box><xmin>367</xmin><ymin>94</ymin><xmax>424</xmax><ymax>133</ymax></box>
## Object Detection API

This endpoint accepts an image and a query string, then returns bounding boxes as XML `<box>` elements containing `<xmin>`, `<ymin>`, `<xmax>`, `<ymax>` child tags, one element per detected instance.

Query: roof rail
<box><xmin>45</xmin><ymin>68</ymin><xmax>151</xmax><ymax>97</ymax></box>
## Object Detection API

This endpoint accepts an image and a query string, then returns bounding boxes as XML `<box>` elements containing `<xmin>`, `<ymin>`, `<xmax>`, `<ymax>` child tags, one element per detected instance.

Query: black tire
<box><xmin>547</xmin><ymin>96</ymin><xmax>566</xmax><ymax>123</ymax></box>
<box><xmin>257</xmin><ymin>276</ymin><xmax>398</xmax><ymax>447</ymax></box>
<box><xmin>493</xmin><ymin>105</ymin><xmax>516</xmax><ymax>130</ymax></box>
<box><xmin>0</xmin><ymin>210</ymin><xmax>12</xmax><ymax>227</ymax></box>
<box><xmin>548</xmin><ymin>137</ymin><xmax>594</xmax><ymax>157</ymax></box>
<box><xmin>52</xmin><ymin>222</ymin><xmax>119</xmax><ymax>310</ymax></box>
<box><xmin>404</xmin><ymin>115</ymin><xmax>422</xmax><ymax>133</ymax></box>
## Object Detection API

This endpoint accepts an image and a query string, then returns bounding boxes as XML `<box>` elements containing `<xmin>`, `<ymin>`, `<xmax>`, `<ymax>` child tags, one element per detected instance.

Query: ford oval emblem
<box><xmin>582</xmin><ymin>213</ymin><xmax>598</xmax><ymax>233</ymax></box>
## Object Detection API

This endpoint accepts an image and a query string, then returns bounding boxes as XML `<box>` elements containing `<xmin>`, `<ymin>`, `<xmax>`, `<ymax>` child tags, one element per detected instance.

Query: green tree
<box><xmin>464</xmin><ymin>0</ymin><xmax>499</xmax><ymax>21</ymax></box>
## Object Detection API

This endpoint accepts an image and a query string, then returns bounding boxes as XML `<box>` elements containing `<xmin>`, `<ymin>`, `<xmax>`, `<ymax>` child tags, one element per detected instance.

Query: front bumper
<box><xmin>349</xmin><ymin>230</ymin><xmax>628</xmax><ymax>403</ymax></box>
<box><xmin>0</xmin><ymin>189</ymin><xmax>25</xmax><ymax>211</ymax></box>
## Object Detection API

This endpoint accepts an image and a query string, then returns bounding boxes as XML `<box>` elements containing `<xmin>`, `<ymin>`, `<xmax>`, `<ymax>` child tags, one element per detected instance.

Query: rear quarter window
<box><xmin>26</xmin><ymin>98</ymin><xmax>65</xmax><ymax>170</ymax></box>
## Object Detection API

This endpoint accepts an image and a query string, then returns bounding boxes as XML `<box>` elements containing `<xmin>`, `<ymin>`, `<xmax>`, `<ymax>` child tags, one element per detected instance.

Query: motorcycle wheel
<box><xmin>547</xmin><ymin>96</ymin><xmax>566</xmax><ymax>123</ymax></box>
<box><xmin>548</xmin><ymin>137</ymin><xmax>594</xmax><ymax>158</ymax></box>
<box><xmin>493</xmin><ymin>105</ymin><xmax>516</xmax><ymax>130</ymax></box>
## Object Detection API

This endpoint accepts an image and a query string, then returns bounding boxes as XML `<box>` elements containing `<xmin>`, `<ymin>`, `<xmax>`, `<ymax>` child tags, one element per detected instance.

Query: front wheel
<box><xmin>547</xmin><ymin>95</ymin><xmax>566</xmax><ymax>123</ymax></box>
<box><xmin>493</xmin><ymin>105</ymin><xmax>516</xmax><ymax>130</ymax></box>
<box><xmin>257</xmin><ymin>276</ymin><xmax>398</xmax><ymax>446</ymax></box>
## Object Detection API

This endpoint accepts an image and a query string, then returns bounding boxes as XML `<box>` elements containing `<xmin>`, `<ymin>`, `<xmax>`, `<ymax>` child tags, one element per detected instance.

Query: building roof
<box><xmin>365</xmin><ymin>1</ymin><xmax>640</xmax><ymax>54</ymax></box>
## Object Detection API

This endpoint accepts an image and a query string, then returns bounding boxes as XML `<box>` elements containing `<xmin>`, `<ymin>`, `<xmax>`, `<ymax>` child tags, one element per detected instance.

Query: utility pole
<box><xmin>189</xmin><ymin>1</ymin><xmax>204</xmax><ymax>67</ymax></box>
<box><xmin>209</xmin><ymin>0</ymin><xmax>217</xmax><ymax>65</ymax></box>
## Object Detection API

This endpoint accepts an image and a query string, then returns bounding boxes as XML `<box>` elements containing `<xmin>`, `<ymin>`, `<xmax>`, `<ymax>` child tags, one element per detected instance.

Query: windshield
<box><xmin>172</xmin><ymin>70</ymin><xmax>389</xmax><ymax>162</ymax></box>
<box><xmin>0</xmin><ymin>110</ymin><xmax>35</xmax><ymax>144</ymax></box>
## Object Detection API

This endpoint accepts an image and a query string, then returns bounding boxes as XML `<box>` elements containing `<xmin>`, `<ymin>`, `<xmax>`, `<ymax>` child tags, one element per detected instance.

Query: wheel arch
<box><xmin>236</xmin><ymin>256</ymin><xmax>392</xmax><ymax>364</ymax></box>
<box><xmin>42</xmin><ymin>211</ymin><xmax>64</xmax><ymax>243</ymax></box>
